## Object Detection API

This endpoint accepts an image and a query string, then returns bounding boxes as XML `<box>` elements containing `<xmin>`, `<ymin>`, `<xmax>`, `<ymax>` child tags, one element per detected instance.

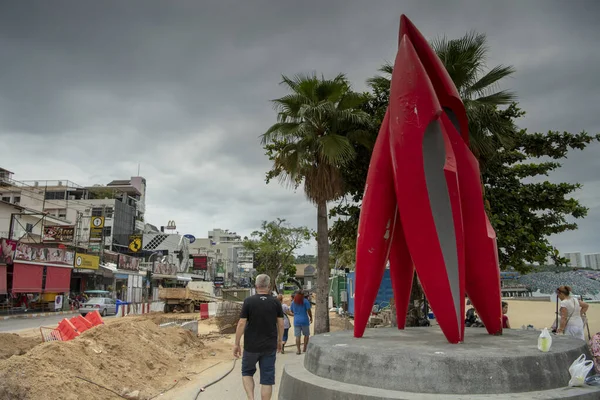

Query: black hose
<box><xmin>75</xmin><ymin>376</ymin><xmax>127</xmax><ymax>399</ymax></box>
<box><xmin>194</xmin><ymin>358</ymin><xmax>238</xmax><ymax>399</ymax></box>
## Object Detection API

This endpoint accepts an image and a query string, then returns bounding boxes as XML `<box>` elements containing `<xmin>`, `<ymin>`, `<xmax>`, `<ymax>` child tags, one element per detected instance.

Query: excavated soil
<box><xmin>0</xmin><ymin>333</ymin><xmax>41</xmax><ymax>360</ymax></box>
<box><xmin>0</xmin><ymin>317</ymin><xmax>214</xmax><ymax>400</ymax></box>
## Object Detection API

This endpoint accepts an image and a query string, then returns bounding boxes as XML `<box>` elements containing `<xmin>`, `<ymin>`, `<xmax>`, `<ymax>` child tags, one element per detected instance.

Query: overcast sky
<box><xmin>1</xmin><ymin>1</ymin><xmax>599</xmax><ymax>258</ymax></box>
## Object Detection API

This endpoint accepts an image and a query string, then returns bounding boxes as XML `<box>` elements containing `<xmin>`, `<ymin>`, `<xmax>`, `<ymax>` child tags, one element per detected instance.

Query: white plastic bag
<box><xmin>538</xmin><ymin>328</ymin><xmax>552</xmax><ymax>352</ymax></box>
<box><xmin>568</xmin><ymin>356</ymin><xmax>594</xmax><ymax>387</ymax></box>
<box><xmin>569</xmin><ymin>354</ymin><xmax>586</xmax><ymax>376</ymax></box>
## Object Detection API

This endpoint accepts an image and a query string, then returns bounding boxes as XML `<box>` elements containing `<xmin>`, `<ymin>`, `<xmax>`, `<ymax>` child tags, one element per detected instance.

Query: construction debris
<box><xmin>215</xmin><ymin>301</ymin><xmax>243</xmax><ymax>334</ymax></box>
<box><xmin>0</xmin><ymin>333</ymin><xmax>41</xmax><ymax>360</ymax></box>
<box><xmin>0</xmin><ymin>317</ymin><xmax>206</xmax><ymax>400</ymax></box>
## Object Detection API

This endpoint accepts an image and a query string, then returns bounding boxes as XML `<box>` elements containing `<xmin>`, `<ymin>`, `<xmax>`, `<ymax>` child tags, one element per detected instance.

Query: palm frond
<box><xmin>474</xmin><ymin>90</ymin><xmax>517</xmax><ymax>106</ymax></box>
<box><xmin>467</xmin><ymin>65</ymin><xmax>516</xmax><ymax>96</ymax></box>
<box><xmin>261</xmin><ymin>122</ymin><xmax>301</xmax><ymax>145</ymax></box>
<box><xmin>317</xmin><ymin>134</ymin><xmax>356</xmax><ymax>166</ymax></box>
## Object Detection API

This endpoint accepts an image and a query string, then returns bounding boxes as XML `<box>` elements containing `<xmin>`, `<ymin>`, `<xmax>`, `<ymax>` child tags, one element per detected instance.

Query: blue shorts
<box><xmin>241</xmin><ymin>350</ymin><xmax>276</xmax><ymax>385</ymax></box>
<box><xmin>283</xmin><ymin>328</ymin><xmax>289</xmax><ymax>342</ymax></box>
<box><xmin>294</xmin><ymin>325</ymin><xmax>310</xmax><ymax>337</ymax></box>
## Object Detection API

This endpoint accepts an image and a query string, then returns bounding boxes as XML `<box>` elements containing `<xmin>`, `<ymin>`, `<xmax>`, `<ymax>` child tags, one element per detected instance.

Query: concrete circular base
<box><xmin>279</xmin><ymin>328</ymin><xmax>600</xmax><ymax>400</ymax></box>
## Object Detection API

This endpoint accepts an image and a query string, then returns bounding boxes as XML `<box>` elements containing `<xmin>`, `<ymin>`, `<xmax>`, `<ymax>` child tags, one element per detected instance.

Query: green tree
<box><xmin>295</xmin><ymin>254</ymin><xmax>317</xmax><ymax>264</ymax></box>
<box><xmin>484</xmin><ymin>105</ymin><xmax>599</xmax><ymax>270</ymax></box>
<box><xmin>243</xmin><ymin>219</ymin><xmax>311</xmax><ymax>292</ymax></box>
<box><xmin>330</xmin><ymin>32</ymin><xmax>598</xmax><ymax>284</ymax></box>
<box><xmin>262</xmin><ymin>73</ymin><xmax>371</xmax><ymax>334</ymax></box>
<box><xmin>331</xmin><ymin>31</ymin><xmax>518</xmax><ymax>263</ymax></box>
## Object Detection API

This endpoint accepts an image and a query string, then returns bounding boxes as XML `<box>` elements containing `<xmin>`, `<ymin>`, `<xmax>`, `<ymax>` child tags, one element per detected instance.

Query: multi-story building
<box><xmin>0</xmin><ymin>172</ymin><xmax>146</xmax><ymax>252</ymax></box>
<box><xmin>189</xmin><ymin>228</ymin><xmax>254</xmax><ymax>283</ymax></box>
<box><xmin>564</xmin><ymin>252</ymin><xmax>583</xmax><ymax>269</ymax></box>
<box><xmin>584</xmin><ymin>253</ymin><xmax>600</xmax><ymax>270</ymax></box>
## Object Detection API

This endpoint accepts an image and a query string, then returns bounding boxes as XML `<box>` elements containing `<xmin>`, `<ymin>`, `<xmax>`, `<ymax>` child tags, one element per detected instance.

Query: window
<box><xmin>58</xmin><ymin>209</ymin><xmax>67</xmax><ymax>219</ymax></box>
<box><xmin>45</xmin><ymin>191</ymin><xmax>65</xmax><ymax>200</ymax></box>
<box><xmin>13</xmin><ymin>196</ymin><xmax>20</xmax><ymax>203</ymax></box>
<box><xmin>1</xmin><ymin>197</ymin><xmax>9</xmax><ymax>202</ymax></box>
<box><xmin>105</xmin><ymin>207</ymin><xmax>114</xmax><ymax>218</ymax></box>
<box><xmin>25</xmin><ymin>223</ymin><xmax>34</xmax><ymax>233</ymax></box>
<box><xmin>103</xmin><ymin>226</ymin><xmax>112</xmax><ymax>236</ymax></box>
<box><xmin>91</xmin><ymin>208</ymin><xmax>103</xmax><ymax>216</ymax></box>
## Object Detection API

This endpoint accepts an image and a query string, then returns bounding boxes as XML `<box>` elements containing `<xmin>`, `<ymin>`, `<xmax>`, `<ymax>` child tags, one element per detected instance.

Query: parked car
<box><xmin>79</xmin><ymin>297</ymin><xmax>117</xmax><ymax>317</ymax></box>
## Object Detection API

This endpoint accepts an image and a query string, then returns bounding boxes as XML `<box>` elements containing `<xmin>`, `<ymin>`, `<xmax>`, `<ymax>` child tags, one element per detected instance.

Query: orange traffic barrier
<box><xmin>85</xmin><ymin>310</ymin><xmax>104</xmax><ymax>327</ymax></box>
<box><xmin>70</xmin><ymin>316</ymin><xmax>90</xmax><ymax>333</ymax></box>
<box><xmin>56</xmin><ymin>318</ymin><xmax>80</xmax><ymax>341</ymax></box>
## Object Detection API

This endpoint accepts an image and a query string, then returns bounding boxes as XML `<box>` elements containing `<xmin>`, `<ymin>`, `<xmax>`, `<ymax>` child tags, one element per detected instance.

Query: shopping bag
<box><xmin>568</xmin><ymin>358</ymin><xmax>594</xmax><ymax>387</ymax></box>
<box><xmin>537</xmin><ymin>328</ymin><xmax>552</xmax><ymax>352</ymax></box>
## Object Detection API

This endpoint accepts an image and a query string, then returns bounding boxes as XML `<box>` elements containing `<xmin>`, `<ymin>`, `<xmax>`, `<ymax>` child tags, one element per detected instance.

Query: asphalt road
<box><xmin>0</xmin><ymin>314</ymin><xmax>116</xmax><ymax>333</ymax></box>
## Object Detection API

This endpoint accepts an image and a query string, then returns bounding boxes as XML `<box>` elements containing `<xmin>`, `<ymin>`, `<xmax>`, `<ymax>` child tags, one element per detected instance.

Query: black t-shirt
<box><xmin>240</xmin><ymin>293</ymin><xmax>283</xmax><ymax>353</ymax></box>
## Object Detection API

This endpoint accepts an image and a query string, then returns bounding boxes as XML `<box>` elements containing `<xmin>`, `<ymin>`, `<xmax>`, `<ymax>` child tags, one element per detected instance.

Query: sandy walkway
<box><xmin>505</xmin><ymin>299</ymin><xmax>600</xmax><ymax>335</ymax></box>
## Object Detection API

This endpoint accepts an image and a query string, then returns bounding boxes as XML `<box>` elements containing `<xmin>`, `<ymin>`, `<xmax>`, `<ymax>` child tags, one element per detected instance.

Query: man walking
<box><xmin>234</xmin><ymin>274</ymin><xmax>284</xmax><ymax>400</ymax></box>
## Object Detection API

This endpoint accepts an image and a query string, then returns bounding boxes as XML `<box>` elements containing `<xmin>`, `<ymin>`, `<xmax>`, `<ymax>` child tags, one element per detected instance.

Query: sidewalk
<box><xmin>161</xmin><ymin>351</ymin><xmax>299</xmax><ymax>399</ymax></box>
<box><xmin>0</xmin><ymin>310</ymin><xmax>77</xmax><ymax>320</ymax></box>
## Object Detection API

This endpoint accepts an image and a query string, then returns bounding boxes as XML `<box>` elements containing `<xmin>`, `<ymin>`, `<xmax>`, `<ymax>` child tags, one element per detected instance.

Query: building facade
<box><xmin>189</xmin><ymin>228</ymin><xmax>254</xmax><ymax>284</ymax></box>
<box><xmin>584</xmin><ymin>253</ymin><xmax>600</xmax><ymax>270</ymax></box>
<box><xmin>564</xmin><ymin>252</ymin><xmax>583</xmax><ymax>268</ymax></box>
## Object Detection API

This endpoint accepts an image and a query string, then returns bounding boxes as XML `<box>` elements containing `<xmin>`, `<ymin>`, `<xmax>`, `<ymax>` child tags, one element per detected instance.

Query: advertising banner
<box><xmin>0</xmin><ymin>238</ymin><xmax>16</xmax><ymax>264</ymax></box>
<box><xmin>42</xmin><ymin>226</ymin><xmax>75</xmax><ymax>243</ymax></box>
<box><xmin>118</xmin><ymin>254</ymin><xmax>140</xmax><ymax>271</ymax></box>
<box><xmin>14</xmin><ymin>243</ymin><xmax>74</xmax><ymax>267</ymax></box>
<box><xmin>192</xmin><ymin>255</ymin><xmax>208</xmax><ymax>271</ymax></box>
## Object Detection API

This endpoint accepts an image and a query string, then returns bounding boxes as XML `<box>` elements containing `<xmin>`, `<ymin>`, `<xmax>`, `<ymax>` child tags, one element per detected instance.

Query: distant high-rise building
<box><xmin>564</xmin><ymin>252</ymin><xmax>583</xmax><ymax>268</ymax></box>
<box><xmin>584</xmin><ymin>253</ymin><xmax>600</xmax><ymax>270</ymax></box>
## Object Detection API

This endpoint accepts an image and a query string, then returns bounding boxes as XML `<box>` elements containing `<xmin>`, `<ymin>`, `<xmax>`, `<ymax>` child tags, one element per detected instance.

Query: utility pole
<box><xmin>73</xmin><ymin>211</ymin><xmax>82</xmax><ymax>249</ymax></box>
<box><xmin>100</xmin><ymin>205</ymin><xmax>106</xmax><ymax>264</ymax></box>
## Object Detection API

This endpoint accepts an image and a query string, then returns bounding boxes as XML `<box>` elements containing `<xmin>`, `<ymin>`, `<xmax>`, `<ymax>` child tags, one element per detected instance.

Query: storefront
<box><xmin>9</xmin><ymin>243</ymin><xmax>74</xmax><ymax>311</ymax></box>
<box><xmin>0</xmin><ymin>239</ymin><xmax>16</xmax><ymax>309</ymax></box>
<box><xmin>70</xmin><ymin>253</ymin><xmax>104</xmax><ymax>293</ymax></box>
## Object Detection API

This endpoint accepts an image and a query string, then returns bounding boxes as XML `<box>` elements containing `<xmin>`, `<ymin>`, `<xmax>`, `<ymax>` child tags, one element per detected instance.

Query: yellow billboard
<box><xmin>75</xmin><ymin>253</ymin><xmax>100</xmax><ymax>270</ymax></box>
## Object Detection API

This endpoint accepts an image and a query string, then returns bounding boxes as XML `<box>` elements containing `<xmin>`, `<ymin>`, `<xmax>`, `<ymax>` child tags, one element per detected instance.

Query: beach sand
<box><xmin>505</xmin><ymin>299</ymin><xmax>600</xmax><ymax>336</ymax></box>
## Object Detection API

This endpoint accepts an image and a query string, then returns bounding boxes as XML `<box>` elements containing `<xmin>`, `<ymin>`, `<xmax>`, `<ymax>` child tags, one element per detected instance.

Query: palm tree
<box><xmin>368</xmin><ymin>31</ymin><xmax>517</xmax><ymax>161</ymax></box>
<box><xmin>262</xmin><ymin>73</ymin><xmax>370</xmax><ymax>334</ymax></box>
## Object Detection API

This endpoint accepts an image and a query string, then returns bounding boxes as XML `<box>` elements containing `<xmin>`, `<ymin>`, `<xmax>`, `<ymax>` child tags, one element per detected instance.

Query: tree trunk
<box><xmin>314</xmin><ymin>200</ymin><xmax>330</xmax><ymax>334</ymax></box>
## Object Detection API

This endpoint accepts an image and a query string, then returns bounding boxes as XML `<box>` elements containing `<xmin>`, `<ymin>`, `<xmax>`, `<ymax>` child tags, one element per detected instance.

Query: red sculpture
<box><xmin>354</xmin><ymin>15</ymin><xmax>502</xmax><ymax>344</ymax></box>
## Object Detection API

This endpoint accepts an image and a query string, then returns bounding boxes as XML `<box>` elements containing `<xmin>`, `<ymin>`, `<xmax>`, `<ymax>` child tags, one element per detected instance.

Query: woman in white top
<box><xmin>557</xmin><ymin>285</ymin><xmax>589</xmax><ymax>340</ymax></box>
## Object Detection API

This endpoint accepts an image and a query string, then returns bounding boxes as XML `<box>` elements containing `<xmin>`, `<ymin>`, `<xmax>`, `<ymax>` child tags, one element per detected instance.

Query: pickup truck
<box><xmin>159</xmin><ymin>281</ymin><xmax>214</xmax><ymax>313</ymax></box>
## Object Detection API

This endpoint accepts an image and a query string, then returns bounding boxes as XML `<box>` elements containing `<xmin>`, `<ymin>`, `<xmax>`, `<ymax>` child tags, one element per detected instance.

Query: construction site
<box><xmin>0</xmin><ymin>292</ymin><xmax>353</xmax><ymax>400</ymax></box>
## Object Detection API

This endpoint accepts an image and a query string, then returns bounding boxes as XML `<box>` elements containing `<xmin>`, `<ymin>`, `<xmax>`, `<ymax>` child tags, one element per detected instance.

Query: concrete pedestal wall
<box><xmin>279</xmin><ymin>328</ymin><xmax>600</xmax><ymax>400</ymax></box>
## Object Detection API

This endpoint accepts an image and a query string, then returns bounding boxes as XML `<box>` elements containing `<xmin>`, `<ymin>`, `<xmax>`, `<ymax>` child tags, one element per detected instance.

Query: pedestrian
<box><xmin>234</xmin><ymin>274</ymin><xmax>284</xmax><ymax>400</ymax></box>
<box><xmin>556</xmin><ymin>285</ymin><xmax>589</xmax><ymax>340</ymax></box>
<box><xmin>277</xmin><ymin>294</ymin><xmax>293</xmax><ymax>354</ymax></box>
<box><xmin>501</xmin><ymin>301</ymin><xmax>511</xmax><ymax>329</ymax></box>
<box><xmin>290</xmin><ymin>290</ymin><xmax>312</xmax><ymax>354</ymax></box>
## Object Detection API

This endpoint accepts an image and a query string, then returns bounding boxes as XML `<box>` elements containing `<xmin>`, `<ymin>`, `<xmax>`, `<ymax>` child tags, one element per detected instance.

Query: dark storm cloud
<box><xmin>1</xmin><ymin>0</ymin><xmax>599</xmax><ymax>255</ymax></box>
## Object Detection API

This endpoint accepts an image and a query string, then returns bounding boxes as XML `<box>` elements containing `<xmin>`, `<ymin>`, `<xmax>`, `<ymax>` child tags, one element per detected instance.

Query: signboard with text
<box><xmin>89</xmin><ymin>217</ymin><xmax>105</xmax><ymax>242</ymax></box>
<box><xmin>75</xmin><ymin>253</ymin><xmax>100</xmax><ymax>270</ymax></box>
<box><xmin>43</xmin><ymin>226</ymin><xmax>75</xmax><ymax>243</ymax></box>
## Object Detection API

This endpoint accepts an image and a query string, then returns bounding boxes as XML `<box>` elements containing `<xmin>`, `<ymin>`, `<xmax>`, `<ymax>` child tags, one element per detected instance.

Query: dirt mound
<box><xmin>0</xmin><ymin>333</ymin><xmax>41</xmax><ymax>360</ymax></box>
<box><xmin>0</xmin><ymin>319</ymin><xmax>205</xmax><ymax>400</ymax></box>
